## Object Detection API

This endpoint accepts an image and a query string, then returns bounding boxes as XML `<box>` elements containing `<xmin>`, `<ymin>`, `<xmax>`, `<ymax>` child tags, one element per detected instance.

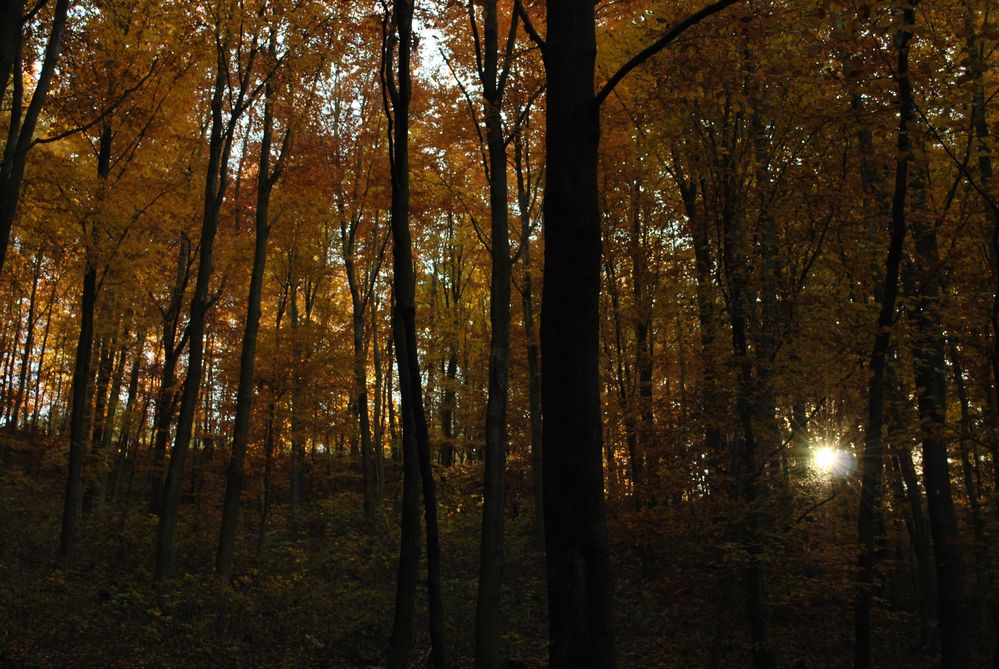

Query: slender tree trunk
<box><xmin>854</xmin><ymin>6</ymin><xmax>916</xmax><ymax>666</ymax></box>
<box><xmin>514</xmin><ymin>134</ymin><xmax>543</xmax><ymax>548</ymax></box>
<box><xmin>217</xmin><ymin>63</ymin><xmax>282</xmax><ymax>580</ymax></box>
<box><xmin>676</xmin><ymin>175</ymin><xmax>722</xmax><ymax>478</ymax></box>
<box><xmin>384</xmin><ymin>3</ymin><xmax>446</xmax><ymax>666</ymax></box>
<box><xmin>0</xmin><ymin>0</ymin><xmax>71</xmax><ymax>275</ymax></box>
<box><xmin>889</xmin><ymin>447</ymin><xmax>936</xmax><ymax>647</ymax></box>
<box><xmin>31</xmin><ymin>280</ymin><xmax>57</xmax><ymax>430</ymax></box>
<box><xmin>111</xmin><ymin>344</ymin><xmax>142</xmax><ymax>501</ymax></box>
<box><xmin>2</xmin><ymin>299</ymin><xmax>23</xmax><ymax>424</ymax></box>
<box><xmin>58</xmin><ymin>246</ymin><xmax>97</xmax><ymax>563</ymax></box>
<box><xmin>156</xmin><ymin>52</ymin><xmax>236</xmax><ymax>580</ymax></box>
<box><xmin>150</xmin><ymin>235</ymin><xmax>189</xmax><ymax>514</ymax></box>
<box><xmin>474</xmin><ymin>2</ymin><xmax>515</xmax><ymax>666</ymax></box>
<box><xmin>949</xmin><ymin>344</ymin><xmax>987</xmax><ymax>595</ymax></box>
<box><xmin>372</xmin><ymin>294</ymin><xmax>386</xmax><ymax>499</ymax></box>
<box><xmin>11</xmin><ymin>251</ymin><xmax>42</xmax><ymax>428</ymax></box>
<box><xmin>289</xmin><ymin>281</ymin><xmax>305</xmax><ymax>530</ymax></box>
<box><xmin>58</xmin><ymin>121</ymin><xmax>112</xmax><ymax>563</ymax></box>
<box><xmin>94</xmin><ymin>338</ymin><xmax>127</xmax><ymax>509</ymax></box>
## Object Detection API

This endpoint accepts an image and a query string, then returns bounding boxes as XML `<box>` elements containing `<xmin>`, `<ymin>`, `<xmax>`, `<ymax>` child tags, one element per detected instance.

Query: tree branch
<box><xmin>514</xmin><ymin>0</ymin><xmax>545</xmax><ymax>51</ymax></box>
<box><xmin>595</xmin><ymin>0</ymin><xmax>741</xmax><ymax>107</ymax></box>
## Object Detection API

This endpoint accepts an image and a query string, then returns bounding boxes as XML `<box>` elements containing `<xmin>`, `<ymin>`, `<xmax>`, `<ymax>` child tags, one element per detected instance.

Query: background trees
<box><xmin>2</xmin><ymin>0</ymin><xmax>999</xmax><ymax>667</ymax></box>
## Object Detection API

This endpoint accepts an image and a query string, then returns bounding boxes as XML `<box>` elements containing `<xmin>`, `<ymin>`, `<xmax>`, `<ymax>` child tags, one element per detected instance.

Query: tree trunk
<box><xmin>11</xmin><ymin>250</ymin><xmax>42</xmax><ymax>428</ymax></box>
<box><xmin>514</xmin><ymin>132</ymin><xmax>543</xmax><ymax>549</ymax></box>
<box><xmin>474</xmin><ymin>2</ymin><xmax>515</xmax><ymax>667</ymax></box>
<box><xmin>156</xmin><ymin>52</ymin><xmax>235</xmax><ymax>580</ymax></box>
<box><xmin>384</xmin><ymin>3</ymin><xmax>446</xmax><ymax>666</ymax></box>
<box><xmin>854</xmin><ymin>6</ymin><xmax>916</xmax><ymax>666</ymax></box>
<box><xmin>31</xmin><ymin>280</ymin><xmax>58</xmax><ymax>430</ymax></box>
<box><xmin>58</xmin><ymin>121</ymin><xmax>112</xmax><ymax>563</ymax></box>
<box><xmin>58</xmin><ymin>243</ymin><xmax>98</xmax><ymax>563</ymax></box>
<box><xmin>906</xmin><ymin>186</ymin><xmax>969</xmax><ymax>668</ymax></box>
<box><xmin>0</xmin><ymin>0</ymin><xmax>71</xmax><ymax>275</ymax></box>
<box><xmin>150</xmin><ymin>234</ymin><xmax>190</xmax><ymax>514</ymax></box>
<box><xmin>541</xmin><ymin>2</ymin><xmax>615</xmax><ymax>665</ymax></box>
<box><xmin>217</xmin><ymin>61</ymin><xmax>281</xmax><ymax>580</ymax></box>
<box><xmin>111</xmin><ymin>343</ymin><xmax>143</xmax><ymax>501</ymax></box>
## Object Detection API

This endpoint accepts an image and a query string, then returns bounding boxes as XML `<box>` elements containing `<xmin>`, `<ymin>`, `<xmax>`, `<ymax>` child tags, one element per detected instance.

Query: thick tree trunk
<box><xmin>906</xmin><ymin>197</ymin><xmax>969</xmax><ymax>667</ymax></box>
<box><xmin>541</xmin><ymin>2</ymin><xmax>615</xmax><ymax>665</ymax></box>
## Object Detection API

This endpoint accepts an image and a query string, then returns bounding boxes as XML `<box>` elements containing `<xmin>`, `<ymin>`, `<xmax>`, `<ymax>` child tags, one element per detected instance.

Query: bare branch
<box><xmin>595</xmin><ymin>0</ymin><xmax>741</xmax><ymax>107</ymax></box>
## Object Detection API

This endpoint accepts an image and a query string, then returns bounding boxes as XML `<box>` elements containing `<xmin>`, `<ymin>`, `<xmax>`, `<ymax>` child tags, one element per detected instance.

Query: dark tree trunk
<box><xmin>111</xmin><ymin>343</ymin><xmax>143</xmax><ymax>501</ymax></box>
<box><xmin>514</xmin><ymin>132</ymin><xmax>543</xmax><ymax>549</ymax></box>
<box><xmin>676</xmin><ymin>175</ymin><xmax>722</xmax><ymax>476</ymax></box>
<box><xmin>11</xmin><ymin>250</ymin><xmax>42</xmax><ymax>428</ymax></box>
<box><xmin>217</xmin><ymin>59</ymin><xmax>283</xmax><ymax>580</ymax></box>
<box><xmin>156</xmin><ymin>38</ymin><xmax>253</xmax><ymax>578</ymax></box>
<box><xmin>854</xmin><ymin>6</ymin><xmax>916</xmax><ymax>666</ymax></box>
<box><xmin>906</xmin><ymin>201</ymin><xmax>969</xmax><ymax>668</ymax></box>
<box><xmin>58</xmin><ymin>121</ymin><xmax>112</xmax><ymax>563</ymax></box>
<box><xmin>0</xmin><ymin>0</ymin><xmax>71</xmax><ymax>275</ymax></box>
<box><xmin>384</xmin><ymin>3</ymin><xmax>446</xmax><ymax>667</ymax></box>
<box><xmin>31</xmin><ymin>280</ymin><xmax>58</xmax><ymax>429</ymax></box>
<box><xmin>540</xmin><ymin>2</ymin><xmax>615</xmax><ymax>665</ymax></box>
<box><xmin>58</xmin><ymin>245</ymin><xmax>97</xmax><ymax>563</ymax></box>
<box><xmin>889</xmin><ymin>447</ymin><xmax>936</xmax><ymax>647</ymax></box>
<box><xmin>474</xmin><ymin>2</ymin><xmax>515</xmax><ymax>666</ymax></box>
<box><xmin>289</xmin><ymin>281</ymin><xmax>305</xmax><ymax>530</ymax></box>
<box><xmin>149</xmin><ymin>234</ymin><xmax>190</xmax><ymax>515</ymax></box>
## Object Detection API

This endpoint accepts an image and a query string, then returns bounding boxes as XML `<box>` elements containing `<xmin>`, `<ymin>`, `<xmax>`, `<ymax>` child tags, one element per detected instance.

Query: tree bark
<box><xmin>58</xmin><ymin>120</ymin><xmax>112</xmax><ymax>563</ymax></box>
<box><xmin>149</xmin><ymin>234</ymin><xmax>190</xmax><ymax>514</ymax></box>
<box><xmin>906</xmin><ymin>186</ymin><xmax>969</xmax><ymax>668</ymax></box>
<box><xmin>541</xmin><ymin>2</ymin><xmax>615</xmax><ymax>665</ymax></box>
<box><xmin>514</xmin><ymin>131</ymin><xmax>543</xmax><ymax>549</ymax></box>
<box><xmin>474</xmin><ymin>2</ymin><xmax>515</xmax><ymax>666</ymax></box>
<box><xmin>384</xmin><ymin>3</ymin><xmax>446</xmax><ymax>667</ymax></box>
<box><xmin>854</xmin><ymin>6</ymin><xmax>916</xmax><ymax>666</ymax></box>
<box><xmin>217</xmin><ymin>57</ymin><xmax>283</xmax><ymax>580</ymax></box>
<box><xmin>10</xmin><ymin>250</ymin><xmax>42</xmax><ymax>428</ymax></box>
<box><xmin>0</xmin><ymin>0</ymin><xmax>71</xmax><ymax>275</ymax></box>
<box><xmin>156</xmin><ymin>37</ymin><xmax>253</xmax><ymax>578</ymax></box>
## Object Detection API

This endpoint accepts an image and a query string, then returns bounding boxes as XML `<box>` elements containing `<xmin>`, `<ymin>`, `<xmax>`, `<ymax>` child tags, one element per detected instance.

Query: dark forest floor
<box><xmin>0</xmin><ymin>453</ymin><xmax>991</xmax><ymax>668</ymax></box>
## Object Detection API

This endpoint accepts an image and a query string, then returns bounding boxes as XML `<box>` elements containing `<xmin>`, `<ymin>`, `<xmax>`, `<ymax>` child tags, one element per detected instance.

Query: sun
<box><xmin>813</xmin><ymin>446</ymin><xmax>840</xmax><ymax>472</ymax></box>
<box><xmin>811</xmin><ymin>444</ymin><xmax>852</xmax><ymax>476</ymax></box>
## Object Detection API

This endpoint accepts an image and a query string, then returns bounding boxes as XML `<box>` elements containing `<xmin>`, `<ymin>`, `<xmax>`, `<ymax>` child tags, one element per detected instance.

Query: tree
<box><xmin>216</xmin><ymin>24</ymin><xmax>290</xmax><ymax>580</ymax></box>
<box><xmin>156</xmin><ymin>1</ymin><xmax>266</xmax><ymax>580</ymax></box>
<box><xmin>529</xmin><ymin>0</ymin><xmax>740</xmax><ymax>665</ymax></box>
<box><xmin>0</xmin><ymin>0</ymin><xmax>71</xmax><ymax>276</ymax></box>
<box><xmin>383</xmin><ymin>1</ymin><xmax>446</xmax><ymax>666</ymax></box>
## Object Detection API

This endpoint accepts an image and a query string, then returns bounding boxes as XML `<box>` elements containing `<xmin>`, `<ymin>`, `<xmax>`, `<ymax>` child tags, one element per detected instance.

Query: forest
<box><xmin>1</xmin><ymin>0</ymin><xmax>998</xmax><ymax>667</ymax></box>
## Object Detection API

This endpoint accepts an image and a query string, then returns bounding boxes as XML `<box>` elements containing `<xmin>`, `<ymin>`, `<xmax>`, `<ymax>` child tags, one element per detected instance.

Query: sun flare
<box><xmin>812</xmin><ymin>445</ymin><xmax>851</xmax><ymax>476</ymax></box>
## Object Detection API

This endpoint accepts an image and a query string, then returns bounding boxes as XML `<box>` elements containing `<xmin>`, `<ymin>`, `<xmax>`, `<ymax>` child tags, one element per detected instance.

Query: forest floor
<box><xmin>0</xmin><ymin>452</ymin><xmax>983</xmax><ymax>668</ymax></box>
